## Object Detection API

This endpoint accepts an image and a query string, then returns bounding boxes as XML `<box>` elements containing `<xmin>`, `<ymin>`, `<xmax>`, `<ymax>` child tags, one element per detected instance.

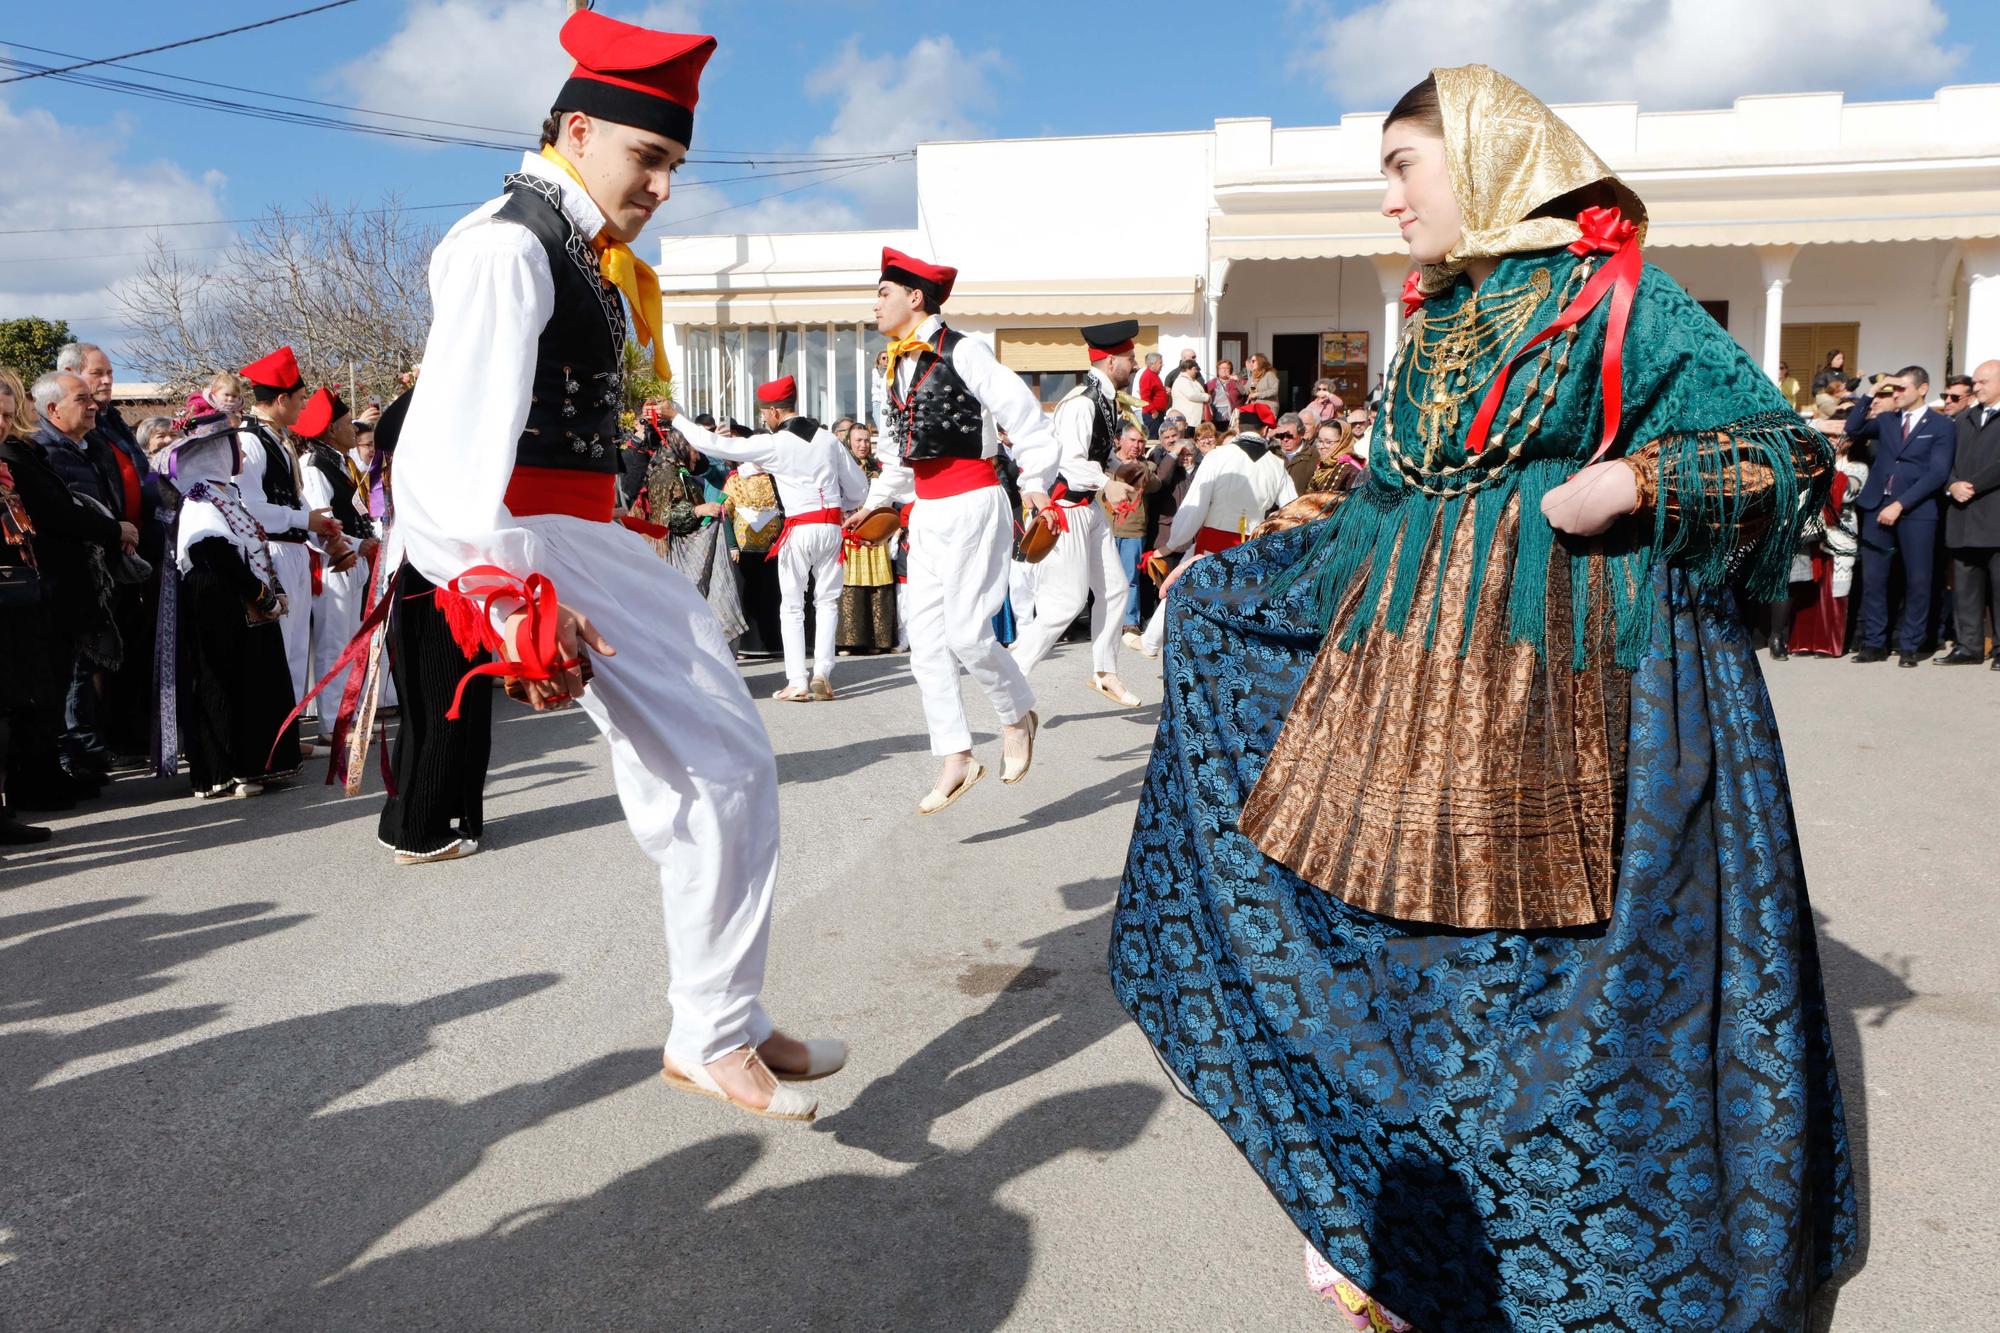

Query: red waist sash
<box><xmin>912</xmin><ymin>455</ymin><xmax>998</xmax><ymax>500</ymax></box>
<box><xmin>504</xmin><ymin>466</ymin><xmax>615</xmax><ymax>523</ymax></box>
<box><xmin>1193</xmin><ymin>526</ymin><xmax>1244</xmax><ymax>555</ymax></box>
<box><xmin>769</xmin><ymin>506</ymin><xmax>843</xmax><ymax>562</ymax></box>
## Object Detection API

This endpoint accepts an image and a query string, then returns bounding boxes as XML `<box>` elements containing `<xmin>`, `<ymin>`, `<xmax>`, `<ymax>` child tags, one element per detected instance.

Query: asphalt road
<box><xmin>2</xmin><ymin>640</ymin><xmax>1994</xmax><ymax>1330</ymax></box>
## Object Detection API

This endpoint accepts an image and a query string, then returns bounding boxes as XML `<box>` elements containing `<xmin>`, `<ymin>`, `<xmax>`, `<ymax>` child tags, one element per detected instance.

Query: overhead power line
<box><xmin>0</xmin><ymin>0</ymin><xmax>359</xmax><ymax>85</ymax></box>
<box><xmin>2</xmin><ymin>39</ymin><xmax>914</xmax><ymax>167</ymax></box>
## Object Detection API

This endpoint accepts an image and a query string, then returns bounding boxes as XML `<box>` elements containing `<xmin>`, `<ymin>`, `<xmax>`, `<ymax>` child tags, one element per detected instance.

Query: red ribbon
<box><xmin>266</xmin><ymin>563</ymin><xmax>396</xmax><ymax>772</ymax></box>
<box><xmin>1040</xmin><ymin>481</ymin><xmax>1073</xmax><ymax>534</ymax></box>
<box><xmin>1400</xmin><ymin>269</ymin><xmax>1427</xmax><ymax>318</ymax></box>
<box><xmin>440</xmin><ymin>566</ymin><xmax>579</xmax><ymax>720</ymax></box>
<box><xmin>1462</xmin><ymin>206</ymin><xmax>1643</xmax><ymax>464</ymax></box>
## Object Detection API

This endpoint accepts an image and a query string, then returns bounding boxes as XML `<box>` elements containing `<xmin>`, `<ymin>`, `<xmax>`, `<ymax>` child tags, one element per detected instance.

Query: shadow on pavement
<box><xmin>1813</xmin><ymin>907</ymin><xmax>1918</xmax><ymax>1286</ymax></box>
<box><xmin>956</xmin><ymin>746</ymin><xmax>1153</xmax><ymax>846</ymax></box>
<box><xmin>816</xmin><ymin>894</ymin><xmax>1129</xmax><ymax>1164</ymax></box>
<box><xmin>3</xmin><ymin>968</ymin><xmax>657</xmax><ymax>1333</ymax></box>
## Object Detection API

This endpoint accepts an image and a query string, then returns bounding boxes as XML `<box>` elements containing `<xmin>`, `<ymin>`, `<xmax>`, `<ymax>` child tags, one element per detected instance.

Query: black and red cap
<box><xmin>880</xmin><ymin>247</ymin><xmax>957</xmax><ymax>307</ymax></box>
<box><xmin>295</xmin><ymin>387</ymin><xmax>348</xmax><ymax>440</ymax></box>
<box><xmin>240</xmin><ymin>346</ymin><xmax>305</xmax><ymax>393</ymax></box>
<box><xmin>554</xmin><ymin>9</ymin><xmax>716</xmax><ymax>149</ymax></box>
<box><xmin>1081</xmin><ymin>319</ymin><xmax>1139</xmax><ymax>362</ymax></box>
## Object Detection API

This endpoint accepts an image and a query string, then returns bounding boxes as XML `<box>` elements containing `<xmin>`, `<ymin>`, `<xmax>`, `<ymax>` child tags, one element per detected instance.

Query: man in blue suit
<box><xmin>1846</xmin><ymin>364</ymin><xmax>1959</xmax><ymax>665</ymax></box>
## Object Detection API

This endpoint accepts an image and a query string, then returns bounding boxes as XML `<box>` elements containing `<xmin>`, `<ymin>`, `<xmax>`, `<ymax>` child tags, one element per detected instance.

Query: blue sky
<box><xmin>4</xmin><ymin>0</ymin><xmax>1992</xmax><ymax>357</ymax></box>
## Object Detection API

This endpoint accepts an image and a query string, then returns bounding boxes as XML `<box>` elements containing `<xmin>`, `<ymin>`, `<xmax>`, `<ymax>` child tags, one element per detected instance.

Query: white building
<box><xmin>657</xmin><ymin>83</ymin><xmax>2000</xmax><ymax>426</ymax></box>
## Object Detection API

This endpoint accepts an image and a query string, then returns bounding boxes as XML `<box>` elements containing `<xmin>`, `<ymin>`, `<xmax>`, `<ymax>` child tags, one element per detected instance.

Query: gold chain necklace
<box><xmin>1402</xmin><ymin>268</ymin><xmax>1551</xmax><ymax>467</ymax></box>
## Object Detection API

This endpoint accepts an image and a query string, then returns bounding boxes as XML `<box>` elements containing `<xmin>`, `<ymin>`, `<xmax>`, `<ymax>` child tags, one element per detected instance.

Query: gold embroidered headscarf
<box><xmin>1417</xmin><ymin>65</ymin><xmax>1647</xmax><ymax>294</ymax></box>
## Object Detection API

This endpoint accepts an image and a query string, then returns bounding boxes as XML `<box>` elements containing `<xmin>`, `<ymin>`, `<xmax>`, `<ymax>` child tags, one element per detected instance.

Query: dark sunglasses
<box><xmin>1944</xmin><ymin>390</ymin><xmax>1969</xmax><ymax>401</ymax></box>
<box><xmin>1272</xmin><ymin>430</ymin><xmax>1298</xmax><ymax>440</ymax></box>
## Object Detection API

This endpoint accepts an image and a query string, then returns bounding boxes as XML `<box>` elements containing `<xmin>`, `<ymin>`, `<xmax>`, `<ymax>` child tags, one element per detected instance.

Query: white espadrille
<box><xmin>661</xmin><ymin>1048</ymin><xmax>818</xmax><ymax>1122</ymax></box>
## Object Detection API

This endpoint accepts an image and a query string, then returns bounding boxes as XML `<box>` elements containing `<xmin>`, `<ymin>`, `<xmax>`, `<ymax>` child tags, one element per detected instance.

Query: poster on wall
<box><xmin>1319</xmin><ymin>331</ymin><xmax>1371</xmax><ymax>405</ymax></box>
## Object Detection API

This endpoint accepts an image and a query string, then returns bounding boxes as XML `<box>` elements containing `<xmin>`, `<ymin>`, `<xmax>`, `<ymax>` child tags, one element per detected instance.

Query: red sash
<box><xmin>912</xmin><ymin>456</ymin><xmax>998</xmax><ymax>500</ymax></box>
<box><xmin>503</xmin><ymin>466</ymin><xmax>615</xmax><ymax>522</ymax></box>
<box><xmin>1193</xmin><ymin>526</ymin><xmax>1243</xmax><ymax>555</ymax></box>
<box><xmin>110</xmin><ymin>442</ymin><xmax>142</xmax><ymax>523</ymax></box>
<box><xmin>768</xmin><ymin>507</ymin><xmax>843</xmax><ymax>563</ymax></box>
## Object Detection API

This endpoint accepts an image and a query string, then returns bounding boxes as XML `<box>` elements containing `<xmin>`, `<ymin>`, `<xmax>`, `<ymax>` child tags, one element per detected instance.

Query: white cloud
<box><xmin>802</xmin><ymin>35</ymin><xmax>1003</xmax><ymax>223</ymax></box>
<box><xmin>0</xmin><ymin>90</ymin><xmax>229</xmax><ymax>357</ymax></box>
<box><xmin>334</xmin><ymin>0</ymin><xmax>701</xmax><ymax>141</ymax></box>
<box><xmin>1297</xmin><ymin>0</ymin><xmax>1960</xmax><ymax>111</ymax></box>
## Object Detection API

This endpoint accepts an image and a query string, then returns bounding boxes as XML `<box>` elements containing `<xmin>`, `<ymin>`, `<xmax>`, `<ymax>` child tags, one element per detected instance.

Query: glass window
<box><xmin>747</xmin><ymin>326</ymin><xmax>773</xmax><ymax>405</ymax></box>
<box><xmin>720</xmin><ymin>326</ymin><xmax>746</xmax><ymax>424</ymax></box>
<box><xmin>799</xmin><ymin>325</ymin><xmax>829</xmax><ymax>421</ymax></box>
<box><xmin>683</xmin><ymin>327</ymin><xmax>713</xmax><ymax>416</ymax></box>
<box><xmin>1022</xmin><ymin>371</ymin><xmax>1080</xmax><ymax>411</ymax></box>
<box><xmin>835</xmin><ymin>325</ymin><xmax>859</xmax><ymax>423</ymax></box>
<box><xmin>774</xmin><ymin>327</ymin><xmax>797</xmax><ymax>385</ymax></box>
<box><xmin>864</xmin><ymin>327</ymin><xmax>889</xmax><ymax>428</ymax></box>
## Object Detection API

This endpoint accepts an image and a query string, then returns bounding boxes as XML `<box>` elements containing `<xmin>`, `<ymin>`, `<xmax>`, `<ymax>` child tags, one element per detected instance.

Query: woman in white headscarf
<box><xmin>161</xmin><ymin>412</ymin><xmax>302</xmax><ymax>797</ymax></box>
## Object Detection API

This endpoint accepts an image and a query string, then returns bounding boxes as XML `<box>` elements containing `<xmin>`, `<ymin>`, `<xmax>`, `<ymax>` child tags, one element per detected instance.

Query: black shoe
<box><xmin>1851</xmin><ymin>648</ymin><xmax>1888</xmax><ymax>663</ymax></box>
<box><xmin>1934</xmin><ymin>648</ymin><xmax>1984</xmax><ymax>665</ymax></box>
<box><xmin>1768</xmin><ymin>642</ymin><xmax>1790</xmax><ymax>661</ymax></box>
<box><xmin>1991</xmin><ymin>657</ymin><xmax>2000</xmax><ymax>672</ymax></box>
<box><xmin>60</xmin><ymin>758</ymin><xmax>107</xmax><ymax>788</ymax></box>
<box><xmin>0</xmin><ymin>816</ymin><xmax>53</xmax><ymax>846</ymax></box>
<box><xmin>1898</xmin><ymin>651</ymin><xmax>1920</xmax><ymax>668</ymax></box>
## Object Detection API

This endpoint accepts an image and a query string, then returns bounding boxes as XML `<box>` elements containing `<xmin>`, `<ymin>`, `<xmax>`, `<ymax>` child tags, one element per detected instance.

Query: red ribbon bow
<box><xmin>1400</xmin><ymin>269</ymin><xmax>1427</xmax><ymax>319</ymax></box>
<box><xmin>440</xmin><ymin>567</ymin><xmax>580</xmax><ymax>720</ymax></box>
<box><xmin>1463</xmin><ymin>206</ymin><xmax>1643</xmax><ymax>466</ymax></box>
<box><xmin>1568</xmin><ymin>205</ymin><xmax>1637</xmax><ymax>258</ymax></box>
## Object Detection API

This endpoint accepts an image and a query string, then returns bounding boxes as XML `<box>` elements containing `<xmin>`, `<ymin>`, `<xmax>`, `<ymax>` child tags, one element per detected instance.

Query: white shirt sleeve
<box><xmin>392</xmin><ymin>219</ymin><xmax>553</xmax><ymax>606</ymax></box>
<box><xmin>1164</xmin><ymin>459</ymin><xmax>1215</xmax><ymax>552</ymax></box>
<box><xmin>673</xmin><ymin>416</ymin><xmax>784</xmax><ymax>472</ymax></box>
<box><xmin>235</xmin><ymin>429</ymin><xmax>310</xmax><ymax>537</ymax></box>
<box><xmin>865</xmin><ymin>446</ymin><xmax>916</xmax><ymax>510</ymax></box>
<box><xmin>1049</xmin><ymin>394</ymin><xmax>1111</xmax><ymax>494</ymax></box>
<box><xmin>831</xmin><ymin>436</ymin><xmax>868</xmax><ymax>509</ymax></box>
<box><xmin>1275</xmin><ymin>464</ymin><xmax>1298</xmax><ymax>508</ymax></box>
<box><xmin>950</xmin><ymin>334</ymin><xmax>1062</xmax><ymax>494</ymax></box>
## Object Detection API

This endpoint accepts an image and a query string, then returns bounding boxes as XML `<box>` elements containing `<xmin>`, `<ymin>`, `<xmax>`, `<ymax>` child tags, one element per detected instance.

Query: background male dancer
<box><xmin>670</xmin><ymin>375</ymin><xmax>865</xmax><ymax>701</ymax></box>
<box><xmin>841</xmin><ymin>248</ymin><xmax>1061</xmax><ymax>813</ymax></box>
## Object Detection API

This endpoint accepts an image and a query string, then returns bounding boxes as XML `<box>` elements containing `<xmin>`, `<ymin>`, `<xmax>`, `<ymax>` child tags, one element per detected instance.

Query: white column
<box><xmin>707</xmin><ymin>333</ymin><xmax>721</xmax><ymax>420</ymax></box>
<box><xmin>1204</xmin><ymin>257</ymin><xmax>1231</xmax><ymax>374</ymax></box>
<box><xmin>1965</xmin><ymin>241</ymin><xmax>2000</xmax><ymax>370</ymax></box>
<box><xmin>1370</xmin><ymin>253</ymin><xmax>1412</xmax><ymax>389</ymax></box>
<box><xmin>1756</xmin><ymin>245</ymin><xmax>1800</xmax><ymax>380</ymax></box>
<box><xmin>824</xmin><ymin>322</ymin><xmax>838</xmax><ymax>421</ymax></box>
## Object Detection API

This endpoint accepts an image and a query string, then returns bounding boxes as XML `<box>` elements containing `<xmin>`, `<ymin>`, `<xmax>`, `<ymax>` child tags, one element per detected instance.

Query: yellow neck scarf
<box><xmin>538</xmin><ymin>146</ymin><xmax>671</xmax><ymax>382</ymax></box>
<box><xmin>883</xmin><ymin>322</ymin><xmax>933</xmax><ymax>387</ymax></box>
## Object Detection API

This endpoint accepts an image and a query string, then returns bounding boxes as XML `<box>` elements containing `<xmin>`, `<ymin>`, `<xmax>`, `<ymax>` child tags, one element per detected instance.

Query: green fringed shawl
<box><xmin>1280</xmin><ymin>248</ymin><xmax>1832</xmax><ymax>671</ymax></box>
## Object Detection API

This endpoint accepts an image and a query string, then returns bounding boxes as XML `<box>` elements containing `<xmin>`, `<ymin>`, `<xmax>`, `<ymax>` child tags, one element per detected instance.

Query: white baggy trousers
<box><xmin>310</xmin><ymin>560</ymin><xmax>365</xmax><ymax>720</ymax></box>
<box><xmin>267</xmin><ymin>540</ymin><xmax>315</xmax><ymax>711</ymax></box>
<box><xmin>904</xmin><ymin>485</ymin><xmax>1035</xmax><ymax>756</ymax></box>
<box><xmin>515</xmin><ymin>514</ymin><xmax>779</xmax><ymax>1069</ymax></box>
<box><xmin>1009</xmin><ymin>500</ymin><xmax>1130</xmax><ymax>677</ymax></box>
<box><xmin>776</xmin><ymin>523</ymin><xmax>843</xmax><ymax>690</ymax></box>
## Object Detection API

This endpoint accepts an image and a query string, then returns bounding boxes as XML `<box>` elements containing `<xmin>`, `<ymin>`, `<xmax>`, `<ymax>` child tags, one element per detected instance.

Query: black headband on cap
<box><xmin>881</xmin><ymin>265</ymin><xmax>944</xmax><ymax>306</ymax></box>
<box><xmin>552</xmin><ymin>78</ymin><xmax>694</xmax><ymax>147</ymax></box>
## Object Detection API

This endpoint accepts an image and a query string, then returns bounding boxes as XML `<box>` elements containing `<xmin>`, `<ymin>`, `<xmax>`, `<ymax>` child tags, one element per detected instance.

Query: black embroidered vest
<box><xmin>889</xmin><ymin>327</ymin><xmax>984</xmax><ymax>462</ymax></box>
<box><xmin>496</xmin><ymin>173</ymin><xmax>626</xmax><ymax>474</ymax></box>
<box><xmin>244</xmin><ymin>419</ymin><xmax>302</xmax><ymax>511</ymax></box>
<box><xmin>1076</xmin><ymin>375</ymin><xmax>1118</xmax><ymax>469</ymax></box>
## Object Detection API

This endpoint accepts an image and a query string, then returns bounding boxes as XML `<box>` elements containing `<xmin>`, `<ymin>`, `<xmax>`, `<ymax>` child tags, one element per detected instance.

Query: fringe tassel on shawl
<box><xmin>1266</xmin><ymin>409</ymin><xmax>1829</xmax><ymax>672</ymax></box>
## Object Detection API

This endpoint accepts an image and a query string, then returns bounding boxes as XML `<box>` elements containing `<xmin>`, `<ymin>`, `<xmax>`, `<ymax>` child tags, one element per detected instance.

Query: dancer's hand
<box><xmin>1021</xmin><ymin>489</ymin><xmax>1052</xmax><ymax>517</ymax></box>
<box><xmin>501</xmin><ymin>602</ymin><xmax>616</xmax><ymax>710</ymax></box>
<box><xmin>1541</xmin><ymin>460</ymin><xmax>1639</xmax><ymax>537</ymax></box>
<box><xmin>842</xmin><ymin>505</ymin><xmax>890</xmax><ymax>533</ymax></box>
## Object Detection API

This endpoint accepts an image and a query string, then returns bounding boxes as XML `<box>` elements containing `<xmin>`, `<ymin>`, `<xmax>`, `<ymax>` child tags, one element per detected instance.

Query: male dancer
<box><xmin>1008</xmin><ymin>320</ymin><xmax>1145</xmax><ymax>707</ymax></box>
<box><xmin>235</xmin><ymin>347</ymin><xmax>337</xmax><ymax>750</ymax></box>
<box><xmin>839</xmin><ymin>248</ymin><xmax>1062</xmax><ymax>813</ymax></box>
<box><xmin>390</xmin><ymin>8</ymin><xmax>842</xmax><ymax>1119</ymax></box>
<box><xmin>670</xmin><ymin>375</ymin><xmax>865</xmax><ymax>700</ymax></box>
<box><xmin>294</xmin><ymin>388</ymin><xmax>374</xmax><ymax>733</ymax></box>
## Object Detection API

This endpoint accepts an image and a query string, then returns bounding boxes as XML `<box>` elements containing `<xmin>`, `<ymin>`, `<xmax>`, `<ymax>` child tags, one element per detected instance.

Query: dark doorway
<box><xmin>1272</xmin><ymin>333</ymin><xmax>1319</xmax><ymax>414</ymax></box>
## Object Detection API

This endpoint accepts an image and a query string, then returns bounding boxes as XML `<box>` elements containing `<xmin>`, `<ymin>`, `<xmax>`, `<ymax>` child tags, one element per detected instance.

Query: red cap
<box><xmin>1239</xmin><ymin>402</ymin><xmax>1275</xmax><ymax>429</ymax></box>
<box><xmin>295</xmin><ymin>387</ymin><xmax>347</xmax><ymax>439</ymax></box>
<box><xmin>556</xmin><ymin>9</ymin><xmax>716</xmax><ymax>148</ymax></box>
<box><xmin>756</xmin><ymin>375</ymin><xmax>797</xmax><ymax>405</ymax></box>
<box><xmin>880</xmin><ymin>247</ymin><xmax>957</xmax><ymax>306</ymax></box>
<box><xmin>240</xmin><ymin>346</ymin><xmax>304</xmax><ymax>393</ymax></box>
